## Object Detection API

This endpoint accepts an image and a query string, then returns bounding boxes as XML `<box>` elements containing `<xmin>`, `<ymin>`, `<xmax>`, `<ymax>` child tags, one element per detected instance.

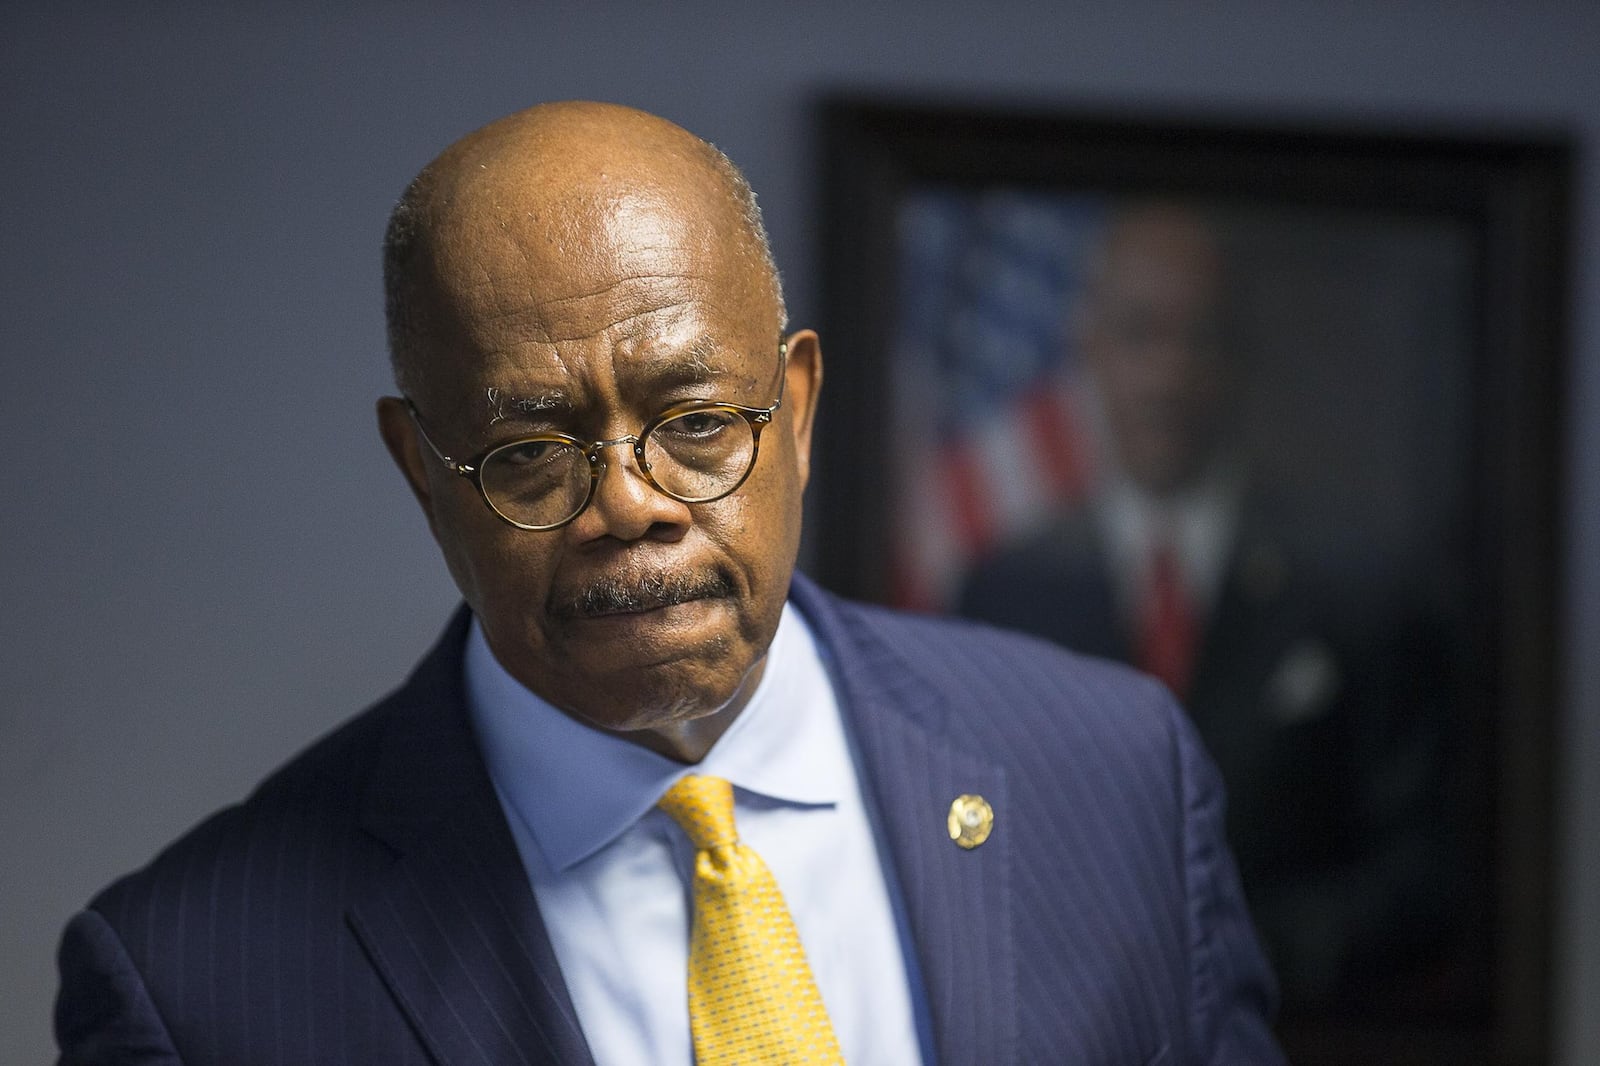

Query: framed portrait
<box><xmin>813</xmin><ymin>99</ymin><xmax>1571</xmax><ymax>1064</ymax></box>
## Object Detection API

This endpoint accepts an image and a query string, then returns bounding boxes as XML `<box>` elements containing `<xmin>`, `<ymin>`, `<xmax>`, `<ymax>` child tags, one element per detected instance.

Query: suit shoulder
<box><xmin>836</xmin><ymin>590</ymin><xmax>1148</xmax><ymax>683</ymax></box>
<box><xmin>807</xmin><ymin>584</ymin><xmax>1182</xmax><ymax>756</ymax></box>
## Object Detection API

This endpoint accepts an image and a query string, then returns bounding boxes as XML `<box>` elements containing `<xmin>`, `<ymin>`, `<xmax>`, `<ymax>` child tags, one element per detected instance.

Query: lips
<box><xmin>551</xmin><ymin>568</ymin><xmax>737</xmax><ymax>621</ymax></box>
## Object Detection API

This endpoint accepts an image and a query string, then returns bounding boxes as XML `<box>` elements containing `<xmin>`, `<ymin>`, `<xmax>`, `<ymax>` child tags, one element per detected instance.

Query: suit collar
<box><xmin>349</xmin><ymin>607</ymin><xmax>595</xmax><ymax>1066</ymax></box>
<box><xmin>790</xmin><ymin>574</ymin><xmax>1020</xmax><ymax>1065</ymax></box>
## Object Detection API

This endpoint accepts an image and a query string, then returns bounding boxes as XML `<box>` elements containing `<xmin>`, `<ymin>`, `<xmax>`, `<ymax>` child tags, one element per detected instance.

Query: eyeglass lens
<box><xmin>478</xmin><ymin>407</ymin><xmax>759</xmax><ymax>528</ymax></box>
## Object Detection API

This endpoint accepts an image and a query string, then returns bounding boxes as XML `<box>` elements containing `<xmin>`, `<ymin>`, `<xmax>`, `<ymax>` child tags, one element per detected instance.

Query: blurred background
<box><xmin>2</xmin><ymin>2</ymin><xmax>1595</xmax><ymax>1061</ymax></box>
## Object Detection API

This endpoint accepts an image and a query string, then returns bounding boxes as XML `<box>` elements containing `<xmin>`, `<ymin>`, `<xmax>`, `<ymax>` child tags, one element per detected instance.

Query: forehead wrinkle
<box><xmin>532</xmin><ymin>273</ymin><xmax>699</xmax><ymax>316</ymax></box>
<box><xmin>531</xmin><ymin>284</ymin><xmax>705</xmax><ymax>348</ymax></box>
<box><xmin>454</xmin><ymin>281</ymin><xmax>701</xmax><ymax>352</ymax></box>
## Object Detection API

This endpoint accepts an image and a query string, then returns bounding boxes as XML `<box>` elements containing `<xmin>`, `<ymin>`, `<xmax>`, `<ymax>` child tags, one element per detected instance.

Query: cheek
<box><xmin>431</xmin><ymin>496</ymin><xmax>557</xmax><ymax>617</ymax></box>
<box><xmin>720</xmin><ymin>461</ymin><xmax>805</xmax><ymax>583</ymax></box>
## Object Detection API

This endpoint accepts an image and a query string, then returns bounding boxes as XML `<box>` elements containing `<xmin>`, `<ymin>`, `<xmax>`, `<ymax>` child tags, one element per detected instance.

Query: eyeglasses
<box><xmin>404</xmin><ymin>340</ymin><xmax>787</xmax><ymax>531</ymax></box>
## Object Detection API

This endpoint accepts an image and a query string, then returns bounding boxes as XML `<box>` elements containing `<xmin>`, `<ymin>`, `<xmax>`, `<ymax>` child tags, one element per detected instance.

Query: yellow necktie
<box><xmin>657</xmin><ymin>774</ymin><xmax>844</xmax><ymax>1065</ymax></box>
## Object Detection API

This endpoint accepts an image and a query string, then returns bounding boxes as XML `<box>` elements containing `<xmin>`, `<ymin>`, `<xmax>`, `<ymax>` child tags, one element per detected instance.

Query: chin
<box><xmin>558</xmin><ymin>648</ymin><xmax>755</xmax><ymax>732</ymax></box>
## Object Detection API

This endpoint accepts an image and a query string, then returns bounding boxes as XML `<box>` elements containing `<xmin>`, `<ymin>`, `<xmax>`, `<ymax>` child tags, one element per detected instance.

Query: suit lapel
<box><xmin>347</xmin><ymin>610</ymin><xmax>595</xmax><ymax>1066</ymax></box>
<box><xmin>793</xmin><ymin>578</ymin><xmax>1019</xmax><ymax>1065</ymax></box>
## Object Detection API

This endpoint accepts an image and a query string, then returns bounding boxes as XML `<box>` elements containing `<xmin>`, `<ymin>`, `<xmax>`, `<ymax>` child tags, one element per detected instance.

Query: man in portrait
<box><xmin>55</xmin><ymin>105</ymin><xmax>1283</xmax><ymax>1064</ymax></box>
<box><xmin>960</xmin><ymin>203</ymin><xmax>1462</xmax><ymax>1013</ymax></box>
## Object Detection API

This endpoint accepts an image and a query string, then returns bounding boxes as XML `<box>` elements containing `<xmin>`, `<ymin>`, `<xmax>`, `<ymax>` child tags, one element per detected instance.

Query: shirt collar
<box><xmin>1096</xmin><ymin>458</ymin><xmax>1243</xmax><ymax>614</ymax></box>
<box><xmin>465</xmin><ymin>601</ymin><xmax>844</xmax><ymax>874</ymax></box>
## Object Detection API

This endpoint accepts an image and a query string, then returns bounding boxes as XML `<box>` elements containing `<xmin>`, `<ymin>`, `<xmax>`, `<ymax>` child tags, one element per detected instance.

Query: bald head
<box><xmin>383</xmin><ymin>102</ymin><xmax>785</xmax><ymax>396</ymax></box>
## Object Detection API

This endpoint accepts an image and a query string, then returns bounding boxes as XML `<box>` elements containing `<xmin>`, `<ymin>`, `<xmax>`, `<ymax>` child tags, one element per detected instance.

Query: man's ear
<box><xmin>376</xmin><ymin>396</ymin><xmax>438</xmax><ymax>524</ymax></box>
<box><xmin>781</xmin><ymin>329</ymin><xmax>823</xmax><ymax>488</ymax></box>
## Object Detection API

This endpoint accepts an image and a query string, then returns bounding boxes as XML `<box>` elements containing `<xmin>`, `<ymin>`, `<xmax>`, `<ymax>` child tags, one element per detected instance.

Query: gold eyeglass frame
<box><xmin>403</xmin><ymin>339</ymin><xmax>788</xmax><ymax>531</ymax></box>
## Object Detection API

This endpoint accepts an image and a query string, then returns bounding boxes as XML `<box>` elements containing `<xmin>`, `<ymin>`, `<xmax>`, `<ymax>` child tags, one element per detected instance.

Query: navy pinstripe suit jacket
<box><xmin>56</xmin><ymin>574</ymin><xmax>1283</xmax><ymax>1064</ymax></box>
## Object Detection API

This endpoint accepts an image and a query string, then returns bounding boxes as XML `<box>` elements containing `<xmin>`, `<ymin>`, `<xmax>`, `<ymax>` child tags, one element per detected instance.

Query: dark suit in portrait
<box><xmin>959</xmin><ymin>498</ymin><xmax>1461</xmax><ymax>1014</ymax></box>
<box><xmin>958</xmin><ymin>202</ymin><xmax>1464</xmax><ymax>1017</ymax></box>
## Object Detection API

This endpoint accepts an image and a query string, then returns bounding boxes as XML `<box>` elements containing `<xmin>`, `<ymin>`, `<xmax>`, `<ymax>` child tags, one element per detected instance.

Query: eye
<box><xmin>658</xmin><ymin>408</ymin><xmax>739</xmax><ymax>439</ymax></box>
<box><xmin>482</xmin><ymin>437</ymin><xmax>584</xmax><ymax>500</ymax></box>
<box><xmin>494</xmin><ymin>439</ymin><xmax>562</xmax><ymax>467</ymax></box>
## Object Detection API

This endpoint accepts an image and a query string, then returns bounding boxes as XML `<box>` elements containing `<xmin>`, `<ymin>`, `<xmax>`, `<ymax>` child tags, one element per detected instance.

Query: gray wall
<box><xmin>3</xmin><ymin>2</ymin><xmax>1595</xmax><ymax>1061</ymax></box>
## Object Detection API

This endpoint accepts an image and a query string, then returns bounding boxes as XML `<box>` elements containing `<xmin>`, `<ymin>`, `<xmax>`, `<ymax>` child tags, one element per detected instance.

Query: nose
<box><xmin>574</xmin><ymin>436</ymin><xmax>689</xmax><ymax>541</ymax></box>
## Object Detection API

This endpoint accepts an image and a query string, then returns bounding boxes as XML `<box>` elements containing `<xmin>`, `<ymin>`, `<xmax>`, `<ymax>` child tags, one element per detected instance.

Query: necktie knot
<box><xmin>658</xmin><ymin>774</ymin><xmax>739</xmax><ymax>851</ymax></box>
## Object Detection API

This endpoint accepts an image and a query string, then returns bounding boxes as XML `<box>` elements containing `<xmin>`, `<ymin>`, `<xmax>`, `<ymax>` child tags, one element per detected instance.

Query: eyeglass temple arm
<box><xmin>402</xmin><ymin>397</ymin><xmax>473</xmax><ymax>475</ymax></box>
<box><xmin>770</xmin><ymin>337</ymin><xmax>789</xmax><ymax>411</ymax></box>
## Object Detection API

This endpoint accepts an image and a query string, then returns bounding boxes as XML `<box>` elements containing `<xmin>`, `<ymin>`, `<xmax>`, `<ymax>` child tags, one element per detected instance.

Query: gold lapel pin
<box><xmin>947</xmin><ymin>794</ymin><xmax>994</xmax><ymax>849</ymax></box>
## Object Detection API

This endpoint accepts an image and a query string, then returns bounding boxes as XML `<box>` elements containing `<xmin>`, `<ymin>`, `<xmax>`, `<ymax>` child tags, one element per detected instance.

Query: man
<box><xmin>963</xmin><ymin>204</ymin><xmax>1248</xmax><ymax>701</ymax></box>
<box><xmin>961</xmin><ymin>205</ymin><xmax>1456</xmax><ymax>1011</ymax></box>
<box><xmin>56</xmin><ymin>104</ymin><xmax>1283</xmax><ymax>1064</ymax></box>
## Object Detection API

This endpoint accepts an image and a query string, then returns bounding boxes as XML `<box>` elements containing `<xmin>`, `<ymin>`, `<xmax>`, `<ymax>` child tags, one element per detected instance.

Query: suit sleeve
<box><xmin>55</xmin><ymin>909</ymin><xmax>184</xmax><ymax>1066</ymax></box>
<box><xmin>1171</xmin><ymin>702</ymin><xmax>1287</xmax><ymax>1065</ymax></box>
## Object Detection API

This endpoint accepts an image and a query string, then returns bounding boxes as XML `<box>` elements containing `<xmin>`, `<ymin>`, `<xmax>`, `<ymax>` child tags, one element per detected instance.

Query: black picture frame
<box><xmin>813</xmin><ymin>98</ymin><xmax>1571</xmax><ymax>1065</ymax></box>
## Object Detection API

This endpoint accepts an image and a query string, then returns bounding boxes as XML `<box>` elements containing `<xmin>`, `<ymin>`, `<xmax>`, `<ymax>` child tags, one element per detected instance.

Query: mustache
<box><xmin>551</xmin><ymin>568</ymin><xmax>737</xmax><ymax>620</ymax></box>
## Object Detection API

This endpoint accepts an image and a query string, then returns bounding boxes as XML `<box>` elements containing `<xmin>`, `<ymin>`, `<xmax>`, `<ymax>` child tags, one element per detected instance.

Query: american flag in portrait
<box><xmin>888</xmin><ymin>191</ymin><xmax>1110</xmax><ymax>610</ymax></box>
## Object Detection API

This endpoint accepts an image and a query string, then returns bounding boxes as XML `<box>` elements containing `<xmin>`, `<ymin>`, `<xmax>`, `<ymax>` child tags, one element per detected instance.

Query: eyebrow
<box><xmin>635</xmin><ymin>346</ymin><xmax>749</xmax><ymax>394</ymax></box>
<box><xmin>484</xmin><ymin>386</ymin><xmax>574</xmax><ymax>427</ymax></box>
<box><xmin>479</xmin><ymin>343</ymin><xmax>757</xmax><ymax>429</ymax></box>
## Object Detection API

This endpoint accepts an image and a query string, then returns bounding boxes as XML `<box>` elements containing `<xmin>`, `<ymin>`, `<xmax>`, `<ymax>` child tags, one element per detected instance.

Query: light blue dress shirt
<box><xmin>465</xmin><ymin>603</ymin><xmax>925</xmax><ymax>1066</ymax></box>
